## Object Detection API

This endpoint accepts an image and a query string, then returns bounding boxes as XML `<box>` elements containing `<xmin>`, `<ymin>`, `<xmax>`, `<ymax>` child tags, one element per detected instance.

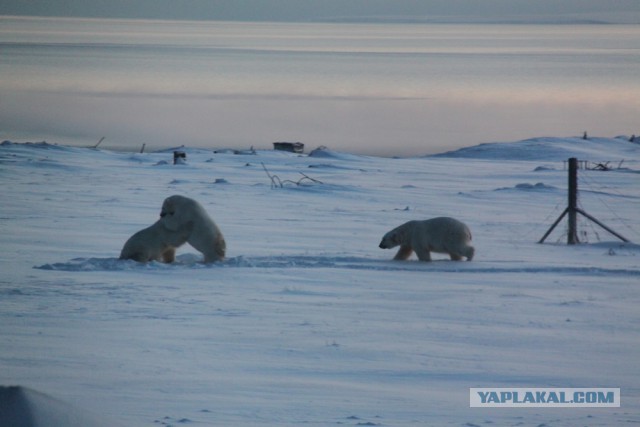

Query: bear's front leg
<box><xmin>161</xmin><ymin>247</ymin><xmax>176</xmax><ymax>263</ymax></box>
<box><xmin>394</xmin><ymin>245</ymin><xmax>414</xmax><ymax>260</ymax></box>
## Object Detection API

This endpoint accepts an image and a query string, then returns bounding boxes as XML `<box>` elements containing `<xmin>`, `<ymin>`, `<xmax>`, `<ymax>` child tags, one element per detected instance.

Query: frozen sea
<box><xmin>1</xmin><ymin>16</ymin><xmax>639</xmax><ymax>156</ymax></box>
<box><xmin>1</xmin><ymin>135</ymin><xmax>639</xmax><ymax>426</ymax></box>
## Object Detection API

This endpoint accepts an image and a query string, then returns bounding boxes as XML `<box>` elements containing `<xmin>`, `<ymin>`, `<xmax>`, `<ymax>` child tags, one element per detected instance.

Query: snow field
<box><xmin>1</xmin><ymin>138</ymin><xmax>639</xmax><ymax>426</ymax></box>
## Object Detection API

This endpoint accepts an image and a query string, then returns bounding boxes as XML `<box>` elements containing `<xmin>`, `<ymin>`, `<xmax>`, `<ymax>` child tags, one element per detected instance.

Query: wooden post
<box><xmin>567</xmin><ymin>157</ymin><xmax>579</xmax><ymax>244</ymax></box>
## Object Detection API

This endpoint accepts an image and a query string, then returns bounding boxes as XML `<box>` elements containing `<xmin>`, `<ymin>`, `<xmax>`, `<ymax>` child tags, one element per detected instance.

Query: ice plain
<box><xmin>1</xmin><ymin>136</ymin><xmax>639</xmax><ymax>426</ymax></box>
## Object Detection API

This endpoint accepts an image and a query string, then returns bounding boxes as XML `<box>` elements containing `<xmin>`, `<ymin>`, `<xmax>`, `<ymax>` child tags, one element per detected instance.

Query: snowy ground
<box><xmin>1</xmin><ymin>137</ymin><xmax>639</xmax><ymax>426</ymax></box>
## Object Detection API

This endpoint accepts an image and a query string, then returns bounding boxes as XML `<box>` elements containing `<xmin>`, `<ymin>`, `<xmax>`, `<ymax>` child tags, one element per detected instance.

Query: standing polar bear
<box><xmin>379</xmin><ymin>217</ymin><xmax>474</xmax><ymax>262</ymax></box>
<box><xmin>120</xmin><ymin>195</ymin><xmax>226</xmax><ymax>264</ymax></box>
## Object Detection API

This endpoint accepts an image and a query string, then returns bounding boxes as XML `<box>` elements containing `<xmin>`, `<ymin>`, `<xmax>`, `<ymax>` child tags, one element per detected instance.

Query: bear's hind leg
<box><xmin>394</xmin><ymin>245</ymin><xmax>414</xmax><ymax>260</ymax></box>
<box><xmin>189</xmin><ymin>234</ymin><xmax>226</xmax><ymax>263</ymax></box>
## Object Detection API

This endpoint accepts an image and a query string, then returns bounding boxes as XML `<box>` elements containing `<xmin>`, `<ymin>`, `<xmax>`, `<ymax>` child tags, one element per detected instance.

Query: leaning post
<box><xmin>539</xmin><ymin>157</ymin><xmax>630</xmax><ymax>244</ymax></box>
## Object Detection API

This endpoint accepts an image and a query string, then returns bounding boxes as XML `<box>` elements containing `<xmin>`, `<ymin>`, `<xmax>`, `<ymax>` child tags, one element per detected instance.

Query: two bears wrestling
<box><xmin>120</xmin><ymin>195</ymin><xmax>225</xmax><ymax>264</ymax></box>
<box><xmin>120</xmin><ymin>195</ymin><xmax>474</xmax><ymax>264</ymax></box>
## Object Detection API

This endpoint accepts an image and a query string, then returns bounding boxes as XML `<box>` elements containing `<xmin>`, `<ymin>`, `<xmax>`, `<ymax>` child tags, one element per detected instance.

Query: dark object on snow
<box><xmin>273</xmin><ymin>142</ymin><xmax>304</xmax><ymax>153</ymax></box>
<box><xmin>0</xmin><ymin>386</ymin><xmax>122</xmax><ymax>427</ymax></box>
<box><xmin>173</xmin><ymin>151</ymin><xmax>186</xmax><ymax>164</ymax></box>
<box><xmin>593</xmin><ymin>162</ymin><xmax>611</xmax><ymax>171</ymax></box>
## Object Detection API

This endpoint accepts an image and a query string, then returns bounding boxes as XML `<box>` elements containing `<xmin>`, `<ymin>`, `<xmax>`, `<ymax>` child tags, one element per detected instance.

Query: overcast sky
<box><xmin>2</xmin><ymin>0</ymin><xmax>640</xmax><ymax>23</ymax></box>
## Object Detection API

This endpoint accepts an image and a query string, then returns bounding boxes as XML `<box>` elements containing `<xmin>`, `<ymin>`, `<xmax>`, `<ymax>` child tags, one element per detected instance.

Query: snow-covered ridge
<box><xmin>431</xmin><ymin>135</ymin><xmax>640</xmax><ymax>161</ymax></box>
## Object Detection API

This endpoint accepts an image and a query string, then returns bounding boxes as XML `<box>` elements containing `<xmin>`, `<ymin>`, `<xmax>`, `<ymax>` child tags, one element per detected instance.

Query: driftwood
<box><xmin>261</xmin><ymin>163</ymin><xmax>322</xmax><ymax>189</ymax></box>
<box><xmin>93</xmin><ymin>137</ymin><xmax>106</xmax><ymax>149</ymax></box>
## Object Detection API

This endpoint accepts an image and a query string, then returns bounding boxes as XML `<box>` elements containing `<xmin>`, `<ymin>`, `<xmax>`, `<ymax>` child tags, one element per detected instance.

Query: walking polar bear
<box><xmin>379</xmin><ymin>217</ymin><xmax>474</xmax><ymax>262</ymax></box>
<box><xmin>120</xmin><ymin>195</ymin><xmax>226</xmax><ymax>264</ymax></box>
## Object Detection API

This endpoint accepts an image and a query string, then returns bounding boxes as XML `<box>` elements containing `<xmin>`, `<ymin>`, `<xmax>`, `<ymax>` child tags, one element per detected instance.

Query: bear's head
<box><xmin>159</xmin><ymin>195</ymin><xmax>193</xmax><ymax>232</ymax></box>
<box><xmin>379</xmin><ymin>229</ymin><xmax>400</xmax><ymax>249</ymax></box>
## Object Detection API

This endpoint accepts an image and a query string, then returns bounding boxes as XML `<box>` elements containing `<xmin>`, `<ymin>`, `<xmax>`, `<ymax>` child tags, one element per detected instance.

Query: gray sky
<box><xmin>2</xmin><ymin>0</ymin><xmax>640</xmax><ymax>23</ymax></box>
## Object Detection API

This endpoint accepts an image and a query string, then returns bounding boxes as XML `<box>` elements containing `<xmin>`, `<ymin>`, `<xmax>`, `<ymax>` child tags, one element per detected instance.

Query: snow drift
<box><xmin>432</xmin><ymin>135</ymin><xmax>640</xmax><ymax>161</ymax></box>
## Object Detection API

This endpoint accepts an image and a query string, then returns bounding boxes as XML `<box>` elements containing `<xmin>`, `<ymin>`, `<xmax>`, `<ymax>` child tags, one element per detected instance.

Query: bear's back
<box><xmin>421</xmin><ymin>217</ymin><xmax>471</xmax><ymax>242</ymax></box>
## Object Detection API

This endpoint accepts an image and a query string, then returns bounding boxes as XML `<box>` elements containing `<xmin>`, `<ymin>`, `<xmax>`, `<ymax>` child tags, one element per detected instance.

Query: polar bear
<box><xmin>120</xmin><ymin>195</ymin><xmax>226</xmax><ymax>263</ymax></box>
<box><xmin>379</xmin><ymin>217</ymin><xmax>474</xmax><ymax>262</ymax></box>
<box><xmin>119</xmin><ymin>218</ymin><xmax>190</xmax><ymax>263</ymax></box>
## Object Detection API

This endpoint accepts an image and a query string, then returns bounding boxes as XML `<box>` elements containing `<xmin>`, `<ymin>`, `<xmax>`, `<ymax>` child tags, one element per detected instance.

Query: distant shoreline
<box><xmin>1</xmin><ymin>14</ymin><xmax>639</xmax><ymax>26</ymax></box>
